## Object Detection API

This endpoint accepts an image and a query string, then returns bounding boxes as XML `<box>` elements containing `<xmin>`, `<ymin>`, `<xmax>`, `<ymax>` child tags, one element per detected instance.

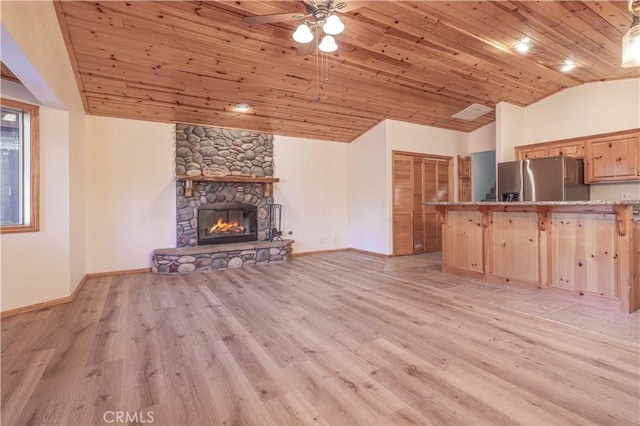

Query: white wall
<box><xmin>496</xmin><ymin>102</ymin><xmax>525</xmax><ymax>162</ymax></box>
<box><xmin>469</xmin><ymin>122</ymin><xmax>496</xmax><ymax>153</ymax></box>
<box><xmin>273</xmin><ymin>135</ymin><xmax>349</xmax><ymax>254</ymax></box>
<box><xmin>348</xmin><ymin>121</ymin><xmax>388</xmax><ymax>254</ymax></box>
<box><xmin>85</xmin><ymin>116</ymin><xmax>175</xmax><ymax>273</ymax></box>
<box><xmin>525</xmin><ymin>79</ymin><xmax>640</xmax><ymax>143</ymax></box>
<box><xmin>1</xmin><ymin>1</ymin><xmax>87</xmax><ymax>311</ymax></box>
<box><xmin>1</xmin><ymin>107</ymin><xmax>71</xmax><ymax>310</ymax></box>
<box><xmin>386</xmin><ymin>119</ymin><xmax>468</xmax><ymax>157</ymax></box>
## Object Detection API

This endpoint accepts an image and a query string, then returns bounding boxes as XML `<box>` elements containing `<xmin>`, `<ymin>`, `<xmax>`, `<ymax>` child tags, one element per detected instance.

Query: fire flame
<box><xmin>209</xmin><ymin>217</ymin><xmax>245</xmax><ymax>234</ymax></box>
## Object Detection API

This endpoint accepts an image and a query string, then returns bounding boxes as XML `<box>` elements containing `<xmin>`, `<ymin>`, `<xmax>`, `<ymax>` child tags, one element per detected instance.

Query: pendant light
<box><xmin>318</xmin><ymin>35</ymin><xmax>338</xmax><ymax>53</ymax></box>
<box><xmin>293</xmin><ymin>23</ymin><xmax>314</xmax><ymax>44</ymax></box>
<box><xmin>323</xmin><ymin>15</ymin><xmax>345</xmax><ymax>35</ymax></box>
<box><xmin>622</xmin><ymin>0</ymin><xmax>640</xmax><ymax>67</ymax></box>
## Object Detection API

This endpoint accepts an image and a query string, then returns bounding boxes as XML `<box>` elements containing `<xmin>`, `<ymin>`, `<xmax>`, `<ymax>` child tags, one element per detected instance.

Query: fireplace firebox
<box><xmin>197</xmin><ymin>202</ymin><xmax>258</xmax><ymax>245</ymax></box>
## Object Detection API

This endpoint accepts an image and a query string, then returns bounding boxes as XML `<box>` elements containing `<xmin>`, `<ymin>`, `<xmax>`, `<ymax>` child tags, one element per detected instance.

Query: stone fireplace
<box><xmin>152</xmin><ymin>124</ymin><xmax>293</xmax><ymax>274</ymax></box>
<box><xmin>175</xmin><ymin>125</ymin><xmax>273</xmax><ymax>247</ymax></box>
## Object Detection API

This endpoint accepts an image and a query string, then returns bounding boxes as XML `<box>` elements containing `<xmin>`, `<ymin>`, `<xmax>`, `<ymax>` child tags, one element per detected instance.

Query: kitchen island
<box><xmin>426</xmin><ymin>201</ymin><xmax>640</xmax><ymax>313</ymax></box>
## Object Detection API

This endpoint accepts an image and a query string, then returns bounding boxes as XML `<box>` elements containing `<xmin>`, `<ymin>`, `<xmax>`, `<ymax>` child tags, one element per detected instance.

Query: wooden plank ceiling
<box><xmin>55</xmin><ymin>1</ymin><xmax>639</xmax><ymax>142</ymax></box>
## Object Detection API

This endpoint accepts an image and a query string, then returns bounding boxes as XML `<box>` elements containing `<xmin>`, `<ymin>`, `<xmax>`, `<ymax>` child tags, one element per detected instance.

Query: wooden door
<box><xmin>392</xmin><ymin>154</ymin><xmax>414</xmax><ymax>255</ymax></box>
<box><xmin>412</xmin><ymin>157</ymin><xmax>424</xmax><ymax>253</ymax></box>
<box><xmin>423</xmin><ymin>158</ymin><xmax>451</xmax><ymax>252</ymax></box>
<box><xmin>393</xmin><ymin>152</ymin><xmax>452</xmax><ymax>256</ymax></box>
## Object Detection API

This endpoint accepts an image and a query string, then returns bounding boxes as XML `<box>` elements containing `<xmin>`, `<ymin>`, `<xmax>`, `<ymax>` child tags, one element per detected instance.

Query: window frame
<box><xmin>0</xmin><ymin>98</ymin><xmax>39</xmax><ymax>233</ymax></box>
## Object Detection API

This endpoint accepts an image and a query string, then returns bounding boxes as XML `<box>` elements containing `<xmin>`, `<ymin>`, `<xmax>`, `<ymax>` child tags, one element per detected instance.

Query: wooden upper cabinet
<box><xmin>584</xmin><ymin>131</ymin><xmax>640</xmax><ymax>183</ymax></box>
<box><xmin>515</xmin><ymin>129</ymin><xmax>639</xmax><ymax>183</ymax></box>
<box><xmin>548</xmin><ymin>141</ymin><xmax>585</xmax><ymax>158</ymax></box>
<box><xmin>516</xmin><ymin>145</ymin><xmax>548</xmax><ymax>160</ymax></box>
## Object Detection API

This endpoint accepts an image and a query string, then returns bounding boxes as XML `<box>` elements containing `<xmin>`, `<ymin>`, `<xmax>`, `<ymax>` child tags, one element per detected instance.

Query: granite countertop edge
<box><xmin>423</xmin><ymin>200</ymin><xmax>640</xmax><ymax>206</ymax></box>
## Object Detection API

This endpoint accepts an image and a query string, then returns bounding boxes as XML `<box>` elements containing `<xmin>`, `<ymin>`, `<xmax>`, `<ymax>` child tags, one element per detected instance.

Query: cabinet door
<box><xmin>393</xmin><ymin>154</ymin><xmax>414</xmax><ymax>255</ymax></box>
<box><xmin>516</xmin><ymin>146</ymin><xmax>548</xmax><ymax>160</ymax></box>
<box><xmin>585</xmin><ymin>134</ymin><xmax>640</xmax><ymax>182</ymax></box>
<box><xmin>459</xmin><ymin>178</ymin><xmax>471</xmax><ymax>201</ymax></box>
<box><xmin>548</xmin><ymin>142</ymin><xmax>585</xmax><ymax>158</ymax></box>
<box><xmin>458</xmin><ymin>156</ymin><xmax>471</xmax><ymax>178</ymax></box>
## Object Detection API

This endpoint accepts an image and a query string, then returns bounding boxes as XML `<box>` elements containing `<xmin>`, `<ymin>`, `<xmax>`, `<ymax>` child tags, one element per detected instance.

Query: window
<box><xmin>1</xmin><ymin>98</ymin><xmax>39</xmax><ymax>233</ymax></box>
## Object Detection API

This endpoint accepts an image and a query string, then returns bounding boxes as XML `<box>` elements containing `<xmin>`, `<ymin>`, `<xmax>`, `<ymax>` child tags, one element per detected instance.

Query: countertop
<box><xmin>423</xmin><ymin>200</ymin><xmax>640</xmax><ymax>206</ymax></box>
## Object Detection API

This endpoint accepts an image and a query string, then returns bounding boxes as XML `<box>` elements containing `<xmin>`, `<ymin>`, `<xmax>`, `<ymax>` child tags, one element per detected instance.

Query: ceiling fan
<box><xmin>241</xmin><ymin>1</ymin><xmax>356</xmax><ymax>55</ymax></box>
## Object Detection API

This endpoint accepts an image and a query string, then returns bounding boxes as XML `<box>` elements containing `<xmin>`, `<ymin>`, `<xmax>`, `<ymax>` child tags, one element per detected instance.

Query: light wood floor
<box><xmin>2</xmin><ymin>251</ymin><xmax>639</xmax><ymax>425</ymax></box>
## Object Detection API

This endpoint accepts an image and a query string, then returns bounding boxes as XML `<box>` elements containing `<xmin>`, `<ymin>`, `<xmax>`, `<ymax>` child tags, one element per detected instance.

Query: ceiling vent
<box><xmin>452</xmin><ymin>103</ymin><xmax>493</xmax><ymax>121</ymax></box>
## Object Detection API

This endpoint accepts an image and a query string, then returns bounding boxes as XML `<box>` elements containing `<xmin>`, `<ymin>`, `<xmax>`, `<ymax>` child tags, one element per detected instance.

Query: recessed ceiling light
<box><xmin>513</xmin><ymin>37</ymin><xmax>533</xmax><ymax>53</ymax></box>
<box><xmin>235</xmin><ymin>103</ymin><xmax>251</xmax><ymax>112</ymax></box>
<box><xmin>560</xmin><ymin>59</ymin><xmax>576</xmax><ymax>72</ymax></box>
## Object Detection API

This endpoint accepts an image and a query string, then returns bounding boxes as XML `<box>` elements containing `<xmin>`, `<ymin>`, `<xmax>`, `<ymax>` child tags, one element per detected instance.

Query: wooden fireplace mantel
<box><xmin>176</xmin><ymin>175</ymin><xmax>280</xmax><ymax>197</ymax></box>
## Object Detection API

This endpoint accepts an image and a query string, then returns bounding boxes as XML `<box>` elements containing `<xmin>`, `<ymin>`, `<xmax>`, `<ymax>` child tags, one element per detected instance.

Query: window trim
<box><xmin>0</xmin><ymin>98</ymin><xmax>39</xmax><ymax>234</ymax></box>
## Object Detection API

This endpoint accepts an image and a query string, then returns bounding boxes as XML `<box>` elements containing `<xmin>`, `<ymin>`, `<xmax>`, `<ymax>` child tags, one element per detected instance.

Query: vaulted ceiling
<box><xmin>54</xmin><ymin>1</ymin><xmax>639</xmax><ymax>142</ymax></box>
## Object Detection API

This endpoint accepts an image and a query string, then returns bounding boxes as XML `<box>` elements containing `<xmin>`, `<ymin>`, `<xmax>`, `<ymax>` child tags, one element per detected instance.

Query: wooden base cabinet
<box><xmin>434</xmin><ymin>203</ymin><xmax>640</xmax><ymax>313</ymax></box>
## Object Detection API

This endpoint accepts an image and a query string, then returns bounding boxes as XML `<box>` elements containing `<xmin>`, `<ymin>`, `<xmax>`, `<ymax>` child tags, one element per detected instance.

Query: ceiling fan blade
<box><xmin>296</xmin><ymin>42</ymin><xmax>316</xmax><ymax>56</ymax></box>
<box><xmin>338</xmin><ymin>1</ymin><xmax>364</xmax><ymax>13</ymax></box>
<box><xmin>242</xmin><ymin>12</ymin><xmax>306</xmax><ymax>25</ymax></box>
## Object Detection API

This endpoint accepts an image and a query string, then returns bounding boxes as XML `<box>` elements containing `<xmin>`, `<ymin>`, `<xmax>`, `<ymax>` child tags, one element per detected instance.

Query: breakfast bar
<box><xmin>428</xmin><ymin>201</ymin><xmax>640</xmax><ymax>313</ymax></box>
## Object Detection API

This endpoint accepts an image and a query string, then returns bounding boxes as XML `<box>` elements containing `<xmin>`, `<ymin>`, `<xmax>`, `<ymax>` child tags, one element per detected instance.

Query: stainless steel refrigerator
<box><xmin>497</xmin><ymin>157</ymin><xmax>589</xmax><ymax>202</ymax></box>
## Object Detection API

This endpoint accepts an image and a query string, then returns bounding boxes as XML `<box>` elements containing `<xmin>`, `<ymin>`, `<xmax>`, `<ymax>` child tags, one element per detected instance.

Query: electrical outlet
<box><xmin>621</xmin><ymin>192</ymin><xmax>629</xmax><ymax>200</ymax></box>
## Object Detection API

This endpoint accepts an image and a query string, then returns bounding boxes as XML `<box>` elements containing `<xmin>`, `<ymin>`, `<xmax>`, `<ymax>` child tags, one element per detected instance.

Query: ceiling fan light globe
<box><xmin>293</xmin><ymin>23</ymin><xmax>314</xmax><ymax>44</ymax></box>
<box><xmin>323</xmin><ymin>15</ymin><xmax>345</xmax><ymax>35</ymax></box>
<box><xmin>621</xmin><ymin>24</ymin><xmax>640</xmax><ymax>67</ymax></box>
<box><xmin>318</xmin><ymin>35</ymin><xmax>338</xmax><ymax>52</ymax></box>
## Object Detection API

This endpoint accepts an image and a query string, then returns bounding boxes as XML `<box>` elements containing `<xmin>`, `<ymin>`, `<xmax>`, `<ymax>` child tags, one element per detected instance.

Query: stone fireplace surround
<box><xmin>175</xmin><ymin>124</ymin><xmax>274</xmax><ymax>247</ymax></box>
<box><xmin>152</xmin><ymin>124</ymin><xmax>293</xmax><ymax>274</ymax></box>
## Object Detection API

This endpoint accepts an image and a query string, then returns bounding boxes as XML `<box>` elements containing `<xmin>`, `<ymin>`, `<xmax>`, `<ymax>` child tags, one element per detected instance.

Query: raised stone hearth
<box><xmin>152</xmin><ymin>239</ymin><xmax>294</xmax><ymax>274</ymax></box>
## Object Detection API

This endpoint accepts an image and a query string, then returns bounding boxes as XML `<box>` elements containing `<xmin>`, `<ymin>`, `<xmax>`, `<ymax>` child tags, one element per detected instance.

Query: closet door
<box><xmin>392</xmin><ymin>154</ymin><xmax>414</xmax><ymax>255</ymax></box>
<box><xmin>423</xmin><ymin>158</ymin><xmax>451</xmax><ymax>252</ymax></box>
<box><xmin>423</xmin><ymin>159</ymin><xmax>440</xmax><ymax>252</ymax></box>
<box><xmin>412</xmin><ymin>156</ymin><xmax>424</xmax><ymax>253</ymax></box>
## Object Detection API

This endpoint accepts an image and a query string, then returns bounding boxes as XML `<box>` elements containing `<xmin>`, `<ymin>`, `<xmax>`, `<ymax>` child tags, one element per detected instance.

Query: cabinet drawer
<box><xmin>549</xmin><ymin>142</ymin><xmax>584</xmax><ymax>158</ymax></box>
